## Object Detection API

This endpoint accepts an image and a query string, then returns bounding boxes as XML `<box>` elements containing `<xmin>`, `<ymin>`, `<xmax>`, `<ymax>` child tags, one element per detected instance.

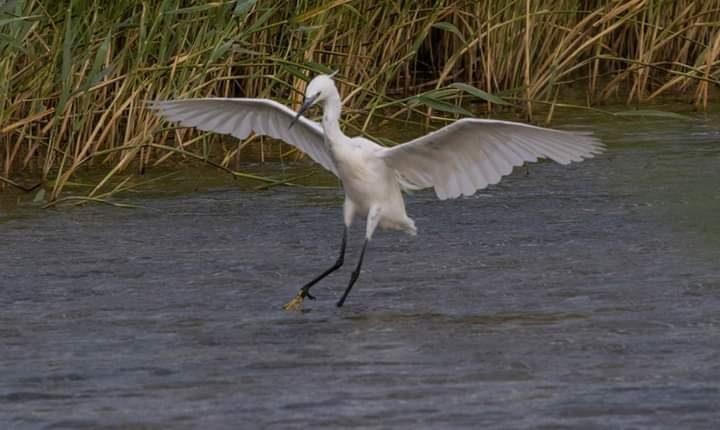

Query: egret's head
<box><xmin>290</xmin><ymin>72</ymin><xmax>338</xmax><ymax>128</ymax></box>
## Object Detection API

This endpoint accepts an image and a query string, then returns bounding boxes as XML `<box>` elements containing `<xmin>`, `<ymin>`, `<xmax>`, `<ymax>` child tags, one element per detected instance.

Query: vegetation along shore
<box><xmin>1</xmin><ymin>1</ymin><xmax>719</xmax><ymax>203</ymax></box>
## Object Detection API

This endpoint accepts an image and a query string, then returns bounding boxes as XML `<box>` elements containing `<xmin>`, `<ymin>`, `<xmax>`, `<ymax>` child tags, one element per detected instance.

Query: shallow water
<box><xmin>2</xmin><ymin>113</ymin><xmax>720</xmax><ymax>429</ymax></box>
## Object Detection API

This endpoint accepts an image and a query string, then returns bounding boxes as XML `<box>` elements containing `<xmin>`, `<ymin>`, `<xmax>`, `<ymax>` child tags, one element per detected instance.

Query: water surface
<box><xmin>1</xmin><ymin>113</ymin><xmax>720</xmax><ymax>429</ymax></box>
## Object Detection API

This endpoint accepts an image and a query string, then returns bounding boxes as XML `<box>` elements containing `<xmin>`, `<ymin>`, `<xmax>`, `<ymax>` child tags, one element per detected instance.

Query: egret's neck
<box><xmin>321</xmin><ymin>92</ymin><xmax>344</xmax><ymax>143</ymax></box>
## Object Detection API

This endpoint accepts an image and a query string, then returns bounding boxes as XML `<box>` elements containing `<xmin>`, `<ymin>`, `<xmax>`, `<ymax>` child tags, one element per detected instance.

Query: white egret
<box><xmin>150</xmin><ymin>74</ymin><xmax>604</xmax><ymax>309</ymax></box>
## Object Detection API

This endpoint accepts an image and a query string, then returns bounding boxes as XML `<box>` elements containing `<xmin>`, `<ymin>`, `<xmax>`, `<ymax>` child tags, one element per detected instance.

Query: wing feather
<box><xmin>380</xmin><ymin>118</ymin><xmax>604</xmax><ymax>199</ymax></box>
<box><xmin>149</xmin><ymin>98</ymin><xmax>337</xmax><ymax>176</ymax></box>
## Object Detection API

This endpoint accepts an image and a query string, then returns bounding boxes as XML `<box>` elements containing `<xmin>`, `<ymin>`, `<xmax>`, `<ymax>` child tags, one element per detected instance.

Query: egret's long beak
<box><xmin>289</xmin><ymin>94</ymin><xmax>319</xmax><ymax>129</ymax></box>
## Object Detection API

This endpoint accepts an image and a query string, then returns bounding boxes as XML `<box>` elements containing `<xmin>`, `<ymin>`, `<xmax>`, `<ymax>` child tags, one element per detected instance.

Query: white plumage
<box><xmin>149</xmin><ymin>98</ymin><xmax>337</xmax><ymax>175</ymax></box>
<box><xmin>150</xmin><ymin>74</ymin><xmax>604</xmax><ymax>309</ymax></box>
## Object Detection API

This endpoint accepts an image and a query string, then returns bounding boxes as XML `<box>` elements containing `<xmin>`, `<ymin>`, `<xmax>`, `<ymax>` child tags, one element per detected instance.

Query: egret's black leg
<box><xmin>337</xmin><ymin>239</ymin><xmax>368</xmax><ymax>307</ymax></box>
<box><xmin>298</xmin><ymin>227</ymin><xmax>347</xmax><ymax>299</ymax></box>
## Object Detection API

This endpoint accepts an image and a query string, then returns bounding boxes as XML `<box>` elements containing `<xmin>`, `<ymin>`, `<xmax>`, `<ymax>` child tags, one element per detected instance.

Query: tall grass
<box><xmin>1</xmin><ymin>0</ymin><xmax>719</xmax><ymax>200</ymax></box>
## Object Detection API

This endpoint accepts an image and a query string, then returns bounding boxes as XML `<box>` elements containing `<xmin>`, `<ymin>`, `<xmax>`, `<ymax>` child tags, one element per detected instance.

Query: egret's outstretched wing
<box><xmin>149</xmin><ymin>98</ymin><xmax>337</xmax><ymax>175</ymax></box>
<box><xmin>379</xmin><ymin>119</ymin><xmax>605</xmax><ymax>200</ymax></box>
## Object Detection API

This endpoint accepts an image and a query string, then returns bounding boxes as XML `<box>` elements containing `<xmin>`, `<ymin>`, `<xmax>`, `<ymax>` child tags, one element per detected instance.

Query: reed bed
<box><xmin>1</xmin><ymin>0</ymin><xmax>719</xmax><ymax>200</ymax></box>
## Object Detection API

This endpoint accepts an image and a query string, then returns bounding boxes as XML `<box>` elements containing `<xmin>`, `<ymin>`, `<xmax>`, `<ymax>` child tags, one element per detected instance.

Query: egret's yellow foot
<box><xmin>283</xmin><ymin>289</ymin><xmax>315</xmax><ymax>311</ymax></box>
<box><xmin>283</xmin><ymin>292</ymin><xmax>305</xmax><ymax>311</ymax></box>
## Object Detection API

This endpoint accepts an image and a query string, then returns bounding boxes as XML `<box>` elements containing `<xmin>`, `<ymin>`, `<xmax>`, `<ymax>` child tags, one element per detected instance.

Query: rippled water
<box><xmin>2</xmin><ymin>113</ymin><xmax>720</xmax><ymax>429</ymax></box>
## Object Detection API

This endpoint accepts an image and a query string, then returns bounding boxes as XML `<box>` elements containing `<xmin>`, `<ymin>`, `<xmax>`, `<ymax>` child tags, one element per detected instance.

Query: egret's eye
<box><xmin>316</xmin><ymin>92</ymin><xmax>321</xmax><ymax>97</ymax></box>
